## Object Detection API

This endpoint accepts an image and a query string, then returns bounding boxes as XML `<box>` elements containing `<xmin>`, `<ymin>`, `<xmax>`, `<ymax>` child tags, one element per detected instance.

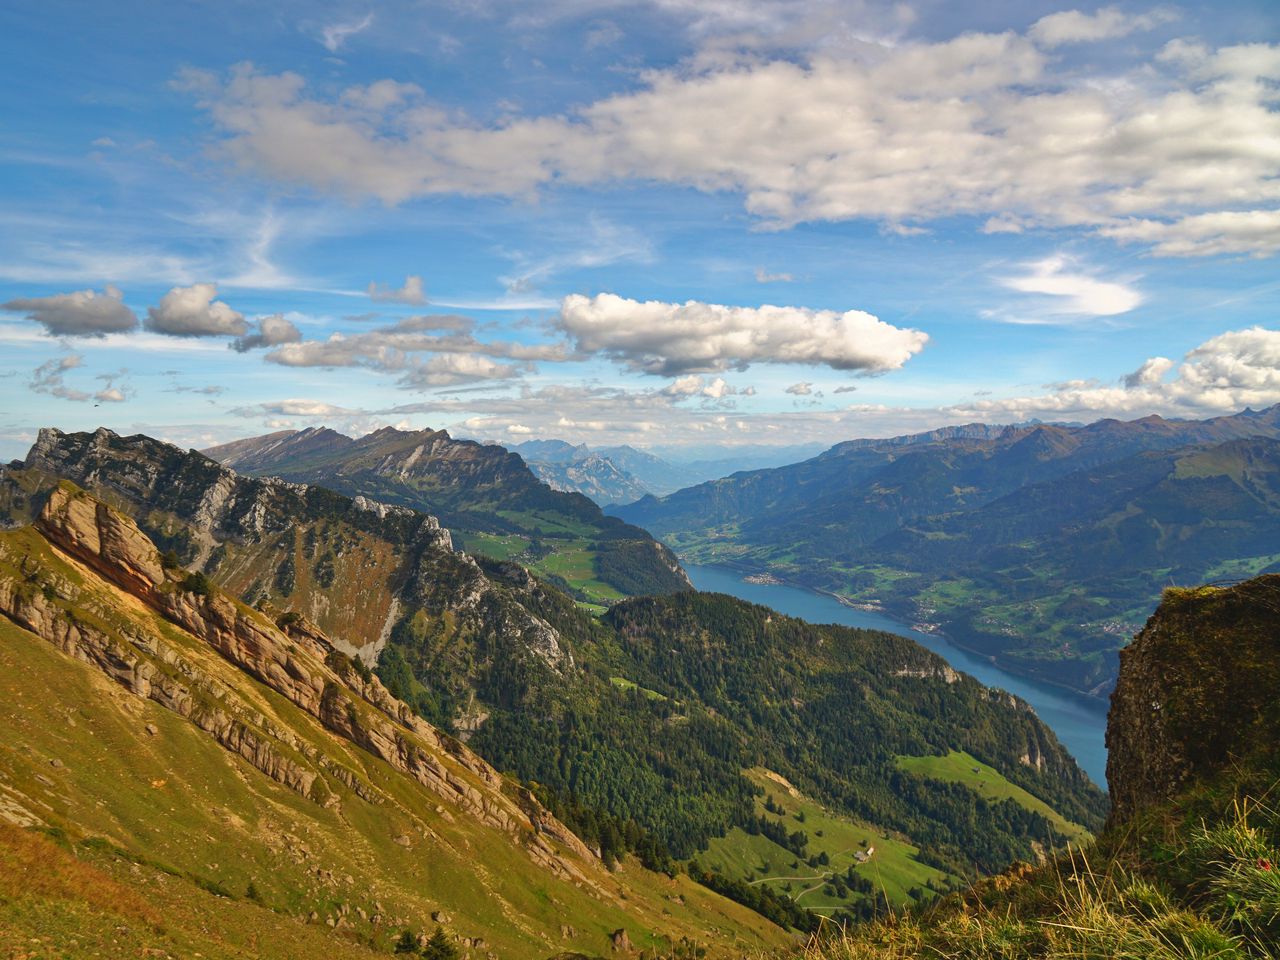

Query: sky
<box><xmin>1</xmin><ymin>0</ymin><xmax>1279</xmax><ymax>461</ymax></box>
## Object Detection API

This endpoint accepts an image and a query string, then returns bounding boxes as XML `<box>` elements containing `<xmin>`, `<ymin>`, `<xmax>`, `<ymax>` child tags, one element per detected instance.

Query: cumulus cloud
<box><xmin>146</xmin><ymin>283</ymin><xmax>248</xmax><ymax>337</ymax></box>
<box><xmin>368</xmin><ymin>274</ymin><xmax>427</xmax><ymax>305</ymax></box>
<box><xmin>186</xmin><ymin>33</ymin><xmax>1280</xmax><ymax>254</ymax></box>
<box><xmin>997</xmin><ymin>256</ymin><xmax>1143</xmax><ymax>320</ymax></box>
<box><xmin>231</xmin><ymin>313</ymin><xmax>303</xmax><ymax>352</ymax></box>
<box><xmin>785</xmin><ymin>381</ymin><xmax>813</xmax><ymax>395</ymax></box>
<box><xmin>1122</xmin><ymin>356</ymin><xmax>1175</xmax><ymax>388</ymax></box>
<box><xmin>946</xmin><ymin>327</ymin><xmax>1280</xmax><ymax>421</ymax></box>
<box><xmin>556</xmin><ymin>293</ymin><xmax>928</xmax><ymax>375</ymax></box>
<box><xmin>2</xmin><ymin>285</ymin><xmax>137</xmax><ymax>337</ymax></box>
<box><xmin>220</xmin><ymin>326</ymin><xmax>1280</xmax><ymax>448</ymax></box>
<box><xmin>661</xmin><ymin>374</ymin><xmax>740</xmax><ymax>400</ymax></box>
<box><xmin>1029</xmin><ymin>7</ymin><xmax>1174</xmax><ymax>48</ymax></box>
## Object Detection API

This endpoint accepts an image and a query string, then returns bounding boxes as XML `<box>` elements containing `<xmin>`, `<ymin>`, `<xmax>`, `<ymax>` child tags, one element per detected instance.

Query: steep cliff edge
<box><xmin>1107</xmin><ymin>575</ymin><xmax>1280</xmax><ymax>823</ymax></box>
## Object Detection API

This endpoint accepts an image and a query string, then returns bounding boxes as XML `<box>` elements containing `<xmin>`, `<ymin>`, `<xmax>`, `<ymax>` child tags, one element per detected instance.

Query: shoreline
<box><xmin>690</xmin><ymin>558</ymin><xmax>1111</xmax><ymax>710</ymax></box>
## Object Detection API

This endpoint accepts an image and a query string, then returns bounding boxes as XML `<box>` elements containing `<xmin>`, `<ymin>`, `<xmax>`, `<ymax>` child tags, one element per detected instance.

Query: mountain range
<box><xmin>505</xmin><ymin>439</ymin><xmax>827</xmax><ymax>505</ymax></box>
<box><xmin>0</xmin><ymin>426</ymin><xmax>1106</xmax><ymax>948</ymax></box>
<box><xmin>615</xmin><ymin>406</ymin><xmax>1280</xmax><ymax>697</ymax></box>
<box><xmin>203</xmin><ymin>426</ymin><xmax>689</xmax><ymax>606</ymax></box>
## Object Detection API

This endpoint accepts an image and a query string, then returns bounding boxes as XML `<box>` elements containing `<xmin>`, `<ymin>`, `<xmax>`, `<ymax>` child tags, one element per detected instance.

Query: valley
<box><xmin>0</xmin><ymin>428</ymin><xmax>1106</xmax><ymax>950</ymax></box>
<box><xmin>618</xmin><ymin>408</ymin><xmax>1280</xmax><ymax>699</ymax></box>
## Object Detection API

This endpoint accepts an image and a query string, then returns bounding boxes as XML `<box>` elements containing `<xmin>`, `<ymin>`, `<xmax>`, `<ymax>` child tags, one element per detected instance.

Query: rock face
<box><xmin>1106</xmin><ymin>576</ymin><xmax>1280</xmax><ymax>823</ymax></box>
<box><xmin>17</xmin><ymin>427</ymin><xmax>571</xmax><ymax>678</ymax></box>
<box><xmin>202</xmin><ymin>424</ymin><xmax>693</xmax><ymax>596</ymax></box>
<box><xmin>1</xmin><ymin>483</ymin><xmax>597</xmax><ymax>878</ymax></box>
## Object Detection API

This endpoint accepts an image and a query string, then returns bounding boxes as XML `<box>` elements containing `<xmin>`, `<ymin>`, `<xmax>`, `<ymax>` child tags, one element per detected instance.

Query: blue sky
<box><xmin>1</xmin><ymin>0</ymin><xmax>1278</xmax><ymax>460</ymax></box>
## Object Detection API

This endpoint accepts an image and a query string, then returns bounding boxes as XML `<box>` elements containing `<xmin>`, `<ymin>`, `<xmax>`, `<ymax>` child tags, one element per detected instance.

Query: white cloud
<box><xmin>30</xmin><ymin>354</ymin><xmax>89</xmax><ymax>402</ymax></box>
<box><xmin>234</xmin><ymin>399</ymin><xmax>357</xmax><ymax>417</ymax></box>
<box><xmin>1122</xmin><ymin>356</ymin><xmax>1174</xmax><ymax>388</ymax></box>
<box><xmin>368</xmin><ymin>274</ymin><xmax>427</xmax><ymax>305</ymax></box>
<box><xmin>187</xmin><ymin>35</ymin><xmax>1280</xmax><ymax>254</ymax></box>
<box><xmin>997</xmin><ymin>255</ymin><xmax>1143</xmax><ymax>320</ymax></box>
<box><xmin>1029</xmin><ymin>7</ymin><xmax>1174</xmax><ymax>48</ymax></box>
<box><xmin>321</xmin><ymin>12</ymin><xmax>374</xmax><ymax>53</ymax></box>
<box><xmin>785</xmin><ymin>381</ymin><xmax>813</xmax><ymax>395</ymax></box>
<box><xmin>1101</xmin><ymin>210</ymin><xmax>1280</xmax><ymax>258</ymax></box>
<box><xmin>262</xmin><ymin>315</ymin><xmax>556</xmax><ymax>388</ymax></box>
<box><xmin>754</xmin><ymin>267</ymin><xmax>794</xmax><ymax>283</ymax></box>
<box><xmin>231</xmin><ymin>313</ymin><xmax>303</xmax><ymax>352</ymax></box>
<box><xmin>2</xmin><ymin>285</ymin><xmax>137</xmax><ymax>337</ymax></box>
<box><xmin>398</xmin><ymin>353</ymin><xmax>523</xmax><ymax>388</ymax></box>
<box><xmin>146</xmin><ymin>283</ymin><xmax>248</xmax><ymax>337</ymax></box>
<box><xmin>555</xmin><ymin>293</ymin><xmax>928</xmax><ymax>375</ymax></box>
<box><xmin>661</xmin><ymin>374</ymin><xmax>740</xmax><ymax>400</ymax></box>
<box><xmin>220</xmin><ymin>326</ymin><xmax>1280</xmax><ymax>448</ymax></box>
<box><xmin>94</xmin><ymin>386</ymin><xmax>126</xmax><ymax>403</ymax></box>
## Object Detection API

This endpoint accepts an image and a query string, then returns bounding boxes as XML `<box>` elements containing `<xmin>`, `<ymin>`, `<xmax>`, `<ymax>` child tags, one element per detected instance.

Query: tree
<box><xmin>421</xmin><ymin>927</ymin><xmax>459</xmax><ymax>960</ymax></box>
<box><xmin>394</xmin><ymin>930</ymin><xmax>419</xmax><ymax>955</ymax></box>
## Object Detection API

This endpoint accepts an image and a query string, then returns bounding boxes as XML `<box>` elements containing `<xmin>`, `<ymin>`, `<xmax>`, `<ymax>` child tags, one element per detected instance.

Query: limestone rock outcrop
<box><xmin>2</xmin><ymin>483</ymin><xmax>598</xmax><ymax>881</ymax></box>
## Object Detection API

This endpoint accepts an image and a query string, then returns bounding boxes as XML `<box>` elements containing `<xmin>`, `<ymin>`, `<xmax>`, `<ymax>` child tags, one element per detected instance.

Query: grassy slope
<box><xmin>895</xmin><ymin>752</ymin><xmax>1090</xmax><ymax>842</ymax></box>
<box><xmin>0</xmin><ymin>572</ymin><xmax>789</xmax><ymax>958</ymax></box>
<box><xmin>697</xmin><ymin>769</ymin><xmax>956</xmax><ymax>918</ymax></box>
<box><xmin>800</xmin><ymin>575</ymin><xmax>1280</xmax><ymax>960</ymax></box>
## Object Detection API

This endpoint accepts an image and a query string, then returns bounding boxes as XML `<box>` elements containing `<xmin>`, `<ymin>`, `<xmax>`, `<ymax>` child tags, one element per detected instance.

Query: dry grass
<box><xmin>0</xmin><ymin>823</ymin><xmax>161</xmax><ymax>926</ymax></box>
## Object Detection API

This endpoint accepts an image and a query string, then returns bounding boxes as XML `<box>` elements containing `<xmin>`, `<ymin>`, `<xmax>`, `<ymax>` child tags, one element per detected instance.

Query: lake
<box><xmin>685</xmin><ymin>563</ymin><xmax>1110</xmax><ymax>787</ymax></box>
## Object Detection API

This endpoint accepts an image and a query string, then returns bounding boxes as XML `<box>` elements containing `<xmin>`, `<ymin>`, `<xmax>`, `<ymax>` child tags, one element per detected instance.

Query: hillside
<box><xmin>203</xmin><ymin>426</ymin><xmax>689</xmax><ymax>604</ymax></box>
<box><xmin>805</xmin><ymin>573</ymin><xmax>1280</xmax><ymax>959</ymax></box>
<box><xmin>2</xmin><ymin>427</ymin><xmax>1105</xmax><ymax>935</ymax></box>
<box><xmin>0</xmin><ymin>483</ymin><xmax>784</xmax><ymax>957</ymax></box>
<box><xmin>615</xmin><ymin>406</ymin><xmax>1280</xmax><ymax>696</ymax></box>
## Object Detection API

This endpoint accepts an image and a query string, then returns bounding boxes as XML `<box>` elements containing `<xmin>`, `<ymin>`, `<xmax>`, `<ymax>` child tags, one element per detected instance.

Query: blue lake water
<box><xmin>685</xmin><ymin>563</ymin><xmax>1110</xmax><ymax>788</ymax></box>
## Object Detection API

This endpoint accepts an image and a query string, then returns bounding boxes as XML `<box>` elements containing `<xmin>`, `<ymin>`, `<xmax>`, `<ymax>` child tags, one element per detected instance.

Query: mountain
<box><xmin>507</xmin><ymin>438</ymin><xmax>591</xmax><ymax>463</ymax></box>
<box><xmin>599</xmin><ymin>443</ymin><xmax>828</xmax><ymax>497</ymax></box>
<box><xmin>203</xmin><ymin>425</ymin><xmax>689</xmax><ymax>605</ymax></box>
<box><xmin>525</xmin><ymin>452</ymin><xmax>651</xmax><ymax>507</ymax></box>
<box><xmin>507</xmin><ymin>440</ymin><xmax>829</xmax><ymax>504</ymax></box>
<box><xmin>615</xmin><ymin>406</ymin><xmax>1280</xmax><ymax>696</ymax></box>
<box><xmin>2</xmin><ymin>427</ymin><xmax>1105</xmax><ymax>938</ymax></box>
<box><xmin>0</xmin><ymin>482</ymin><xmax>786</xmax><ymax>957</ymax></box>
<box><xmin>810</xmin><ymin>573</ymin><xmax>1280</xmax><ymax>959</ymax></box>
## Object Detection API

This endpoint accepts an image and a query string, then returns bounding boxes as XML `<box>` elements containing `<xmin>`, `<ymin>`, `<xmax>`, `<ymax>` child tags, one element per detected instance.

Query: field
<box><xmin>895</xmin><ymin>751</ymin><xmax>1091</xmax><ymax>842</ymax></box>
<box><xmin>464</xmin><ymin>530</ymin><xmax>625</xmax><ymax>607</ymax></box>
<box><xmin>696</xmin><ymin>768</ymin><xmax>956</xmax><ymax>918</ymax></box>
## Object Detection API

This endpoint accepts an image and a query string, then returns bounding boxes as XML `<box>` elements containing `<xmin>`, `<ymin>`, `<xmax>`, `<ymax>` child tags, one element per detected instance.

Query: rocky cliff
<box><xmin>203</xmin><ymin>424</ymin><xmax>692</xmax><ymax>600</ymax></box>
<box><xmin>11</xmin><ymin>427</ymin><xmax>571</xmax><ymax>689</ymax></box>
<box><xmin>1106</xmin><ymin>574</ymin><xmax>1280</xmax><ymax>822</ymax></box>
<box><xmin>4</xmin><ymin>483</ymin><xmax>593</xmax><ymax>872</ymax></box>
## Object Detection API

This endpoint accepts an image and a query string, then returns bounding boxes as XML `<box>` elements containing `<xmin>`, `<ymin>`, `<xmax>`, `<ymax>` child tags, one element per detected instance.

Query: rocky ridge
<box><xmin>14</xmin><ymin>427</ymin><xmax>569</xmax><ymax>676</ymax></box>
<box><xmin>0</xmin><ymin>483</ymin><xmax>595</xmax><ymax>878</ymax></box>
